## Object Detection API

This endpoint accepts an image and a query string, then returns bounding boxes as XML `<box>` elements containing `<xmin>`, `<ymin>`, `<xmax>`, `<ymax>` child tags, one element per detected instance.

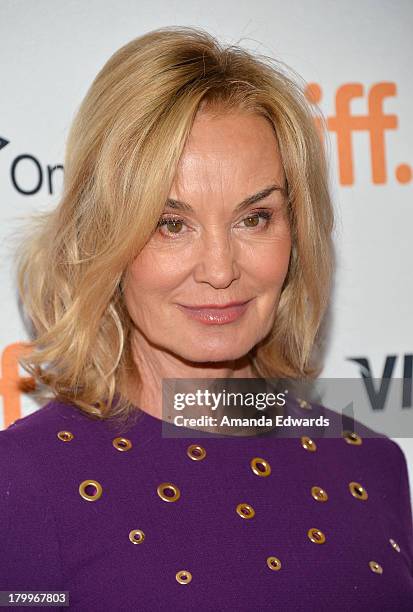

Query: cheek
<box><xmin>122</xmin><ymin>248</ymin><xmax>185</xmax><ymax>313</ymax></box>
<box><xmin>245</xmin><ymin>237</ymin><xmax>292</xmax><ymax>287</ymax></box>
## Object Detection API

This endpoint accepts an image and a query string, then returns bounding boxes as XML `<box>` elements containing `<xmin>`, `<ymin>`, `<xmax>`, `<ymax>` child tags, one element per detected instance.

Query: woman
<box><xmin>1</xmin><ymin>26</ymin><xmax>412</xmax><ymax>610</ymax></box>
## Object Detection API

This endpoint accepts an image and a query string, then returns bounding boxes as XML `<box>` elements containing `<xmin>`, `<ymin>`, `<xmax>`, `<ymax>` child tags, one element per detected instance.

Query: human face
<box><xmin>123</xmin><ymin>110</ymin><xmax>292</xmax><ymax>365</ymax></box>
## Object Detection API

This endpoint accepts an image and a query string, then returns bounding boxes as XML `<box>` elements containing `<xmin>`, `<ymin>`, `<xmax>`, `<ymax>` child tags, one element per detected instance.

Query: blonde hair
<box><xmin>15</xmin><ymin>25</ymin><xmax>334</xmax><ymax>424</ymax></box>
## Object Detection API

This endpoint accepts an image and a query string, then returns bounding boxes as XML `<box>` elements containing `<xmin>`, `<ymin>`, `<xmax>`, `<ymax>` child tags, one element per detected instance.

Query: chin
<box><xmin>175</xmin><ymin>341</ymin><xmax>253</xmax><ymax>364</ymax></box>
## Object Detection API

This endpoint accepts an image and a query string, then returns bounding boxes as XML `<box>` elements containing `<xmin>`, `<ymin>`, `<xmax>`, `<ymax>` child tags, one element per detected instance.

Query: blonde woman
<box><xmin>1</xmin><ymin>26</ymin><xmax>412</xmax><ymax>610</ymax></box>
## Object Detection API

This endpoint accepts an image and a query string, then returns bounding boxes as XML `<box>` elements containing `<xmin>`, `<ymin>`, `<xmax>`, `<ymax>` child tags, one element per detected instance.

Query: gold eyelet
<box><xmin>157</xmin><ymin>482</ymin><xmax>181</xmax><ymax>502</ymax></box>
<box><xmin>307</xmin><ymin>528</ymin><xmax>326</xmax><ymax>544</ymax></box>
<box><xmin>266</xmin><ymin>556</ymin><xmax>282</xmax><ymax>571</ymax></box>
<box><xmin>187</xmin><ymin>444</ymin><xmax>206</xmax><ymax>461</ymax></box>
<box><xmin>129</xmin><ymin>529</ymin><xmax>145</xmax><ymax>544</ymax></box>
<box><xmin>349</xmin><ymin>481</ymin><xmax>368</xmax><ymax>500</ymax></box>
<box><xmin>112</xmin><ymin>437</ymin><xmax>132</xmax><ymax>451</ymax></box>
<box><xmin>297</xmin><ymin>398</ymin><xmax>312</xmax><ymax>410</ymax></box>
<box><xmin>389</xmin><ymin>538</ymin><xmax>400</xmax><ymax>552</ymax></box>
<box><xmin>369</xmin><ymin>560</ymin><xmax>383</xmax><ymax>574</ymax></box>
<box><xmin>343</xmin><ymin>430</ymin><xmax>362</xmax><ymax>445</ymax></box>
<box><xmin>250</xmin><ymin>457</ymin><xmax>271</xmax><ymax>477</ymax></box>
<box><xmin>301</xmin><ymin>436</ymin><xmax>317</xmax><ymax>452</ymax></box>
<box><xmin>79</xmin><ymin>479</ymin><xmax>103</xmax><ymax>502</ymax></box>
<box><xmin>236</xmin><ymin>502</ymin><xmax>255</xmax><ymax>519</ymax></box>
<box><xmin>311</xmin><ymin>486</ymin><xmax>328</xmax><ymax>502</ymax></box>
<box><xmin>57</xmin><ymin>430</ymin><xmax>74</xmax><ymax>442</ymax></box>
<box><xmin>176</xmin><ymin>570</ymin><xmax>192</xmax><ymax>584</ymax></box>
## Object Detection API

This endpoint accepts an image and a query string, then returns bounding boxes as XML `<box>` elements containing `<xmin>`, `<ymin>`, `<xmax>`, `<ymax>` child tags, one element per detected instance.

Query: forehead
<box><xmin>171</xmin><ymin>111</ymin><xmax>285</xmax><ymax>198</ymax></box>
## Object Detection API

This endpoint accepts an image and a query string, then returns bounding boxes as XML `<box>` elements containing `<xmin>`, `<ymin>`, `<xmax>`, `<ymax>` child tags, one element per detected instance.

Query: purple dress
<box><xmin>1</xmin><ymin>396</ymin><xmax>413</xmax><ymax>611</ymax></box>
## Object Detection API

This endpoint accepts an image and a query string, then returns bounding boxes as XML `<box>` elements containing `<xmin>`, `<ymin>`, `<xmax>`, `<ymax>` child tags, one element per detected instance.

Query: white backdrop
<box><xmin>1</xmin><ymin>0</ymin><xmax>412</xmax><ymax>500</ymax></box>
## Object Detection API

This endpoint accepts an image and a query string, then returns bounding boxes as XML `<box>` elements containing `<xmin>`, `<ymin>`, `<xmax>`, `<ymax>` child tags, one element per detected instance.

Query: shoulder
<box><xmin>286</xmin><ymin>394</ymin><xmax>412</xmax><ymax>506</ymax></box>
<box><xmin>288</xmin><ymin>394</ymin><xmax>413</xmax><ymax>563</ymax></box>
<box><xmin>0</xmin><ymin>398</ymin><xmax>95</xmax><ymax>490</ymax></box>
<box><xmin>289</xmin><ymin>393</ymin><xmax>404</xmax><ymax>451</ymax></box>
<box><xmin>0</xmin><ymin>398</ymin><xmax>143</xmax><ymax>491</ymax></box>
<box><xmin>321</xmin><ymin>400</ymin><xmax>408</xmax><ymax>462</ymax></box>
<box><xmin>291</xmin><ymin>397</ymin><xmax>413</xmax><ymax>522</ymax></box>
<box><xmin>0</xmin><ymin>399</ymin><xmax>112</xmax><ymax>499</ymax></box>
<box><xmin>0</xmin><ymin>399</ymin><xmax>105</xmax><ymax>456</ymax></box>
<box><xmin>2</xmin><ymin>397</ymin><xmax>95</xmax><ymax>434</ymax></box>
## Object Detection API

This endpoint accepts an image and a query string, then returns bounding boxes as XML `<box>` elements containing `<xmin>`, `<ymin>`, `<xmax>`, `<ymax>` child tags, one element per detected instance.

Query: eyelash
<box><xmin>156</xmin><ymin>209</ymin><xmax>274</xmax><ymax>238</ymax></box>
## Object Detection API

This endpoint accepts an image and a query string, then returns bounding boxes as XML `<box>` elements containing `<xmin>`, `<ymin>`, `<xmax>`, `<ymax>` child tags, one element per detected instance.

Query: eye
<box><xmin>157</xmin><ymin>216</ymin><xmax>187</xmax><ymax>237</ymax></box>
<box><xmin>156</xmin><ymin>209</ymin><xmax>274</xmax><ymax>239</ymax></box>
<box><xmin>238</xmin><ymin>210</ymin><xmax>273</xmax><ymax>229</ymax></box>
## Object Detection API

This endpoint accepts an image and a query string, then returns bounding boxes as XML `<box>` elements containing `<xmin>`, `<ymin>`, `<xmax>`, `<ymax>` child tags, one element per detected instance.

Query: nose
<box><xmin>193</xmin><ymin>229</ymin><xmax>240</xmax><ymax>289</ymax></box>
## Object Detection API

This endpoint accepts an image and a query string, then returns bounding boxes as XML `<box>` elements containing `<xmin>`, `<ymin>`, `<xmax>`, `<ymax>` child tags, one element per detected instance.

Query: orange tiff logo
<box><xmin>1</xmin><ymin>342</ymin><xmax>35</xmax><ymax>429</ymax></box>
<box><xmin>306</xmin><ymin>82</ymin><xmax>411</xmax><ymax>185</ymax></box>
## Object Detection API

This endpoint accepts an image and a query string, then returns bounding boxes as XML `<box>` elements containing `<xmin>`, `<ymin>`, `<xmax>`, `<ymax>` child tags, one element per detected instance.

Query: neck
<box><xmin>125</xmin><ymin>329</ymin><xmax>258</xmax><ymax>421</ymax></box>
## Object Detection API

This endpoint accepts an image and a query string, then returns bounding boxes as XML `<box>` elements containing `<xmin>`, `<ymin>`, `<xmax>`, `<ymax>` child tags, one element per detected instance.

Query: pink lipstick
<box><xmin>177</xmin><ymin>300</ymin><xmax>252</xmax><ymax>325</ymax></box>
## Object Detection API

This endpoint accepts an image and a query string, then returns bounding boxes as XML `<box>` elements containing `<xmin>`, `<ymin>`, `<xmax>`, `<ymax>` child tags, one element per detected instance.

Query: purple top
<box><xmin>1</xmin><ymin>396</ymin><xmax>413</xmax><ymax>610</ymax></box>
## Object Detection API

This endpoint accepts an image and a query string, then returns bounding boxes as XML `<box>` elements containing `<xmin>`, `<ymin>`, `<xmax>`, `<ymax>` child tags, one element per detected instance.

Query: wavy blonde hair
<box><xmin>15</xmin><ymin>25</ymin><xmax>334</xmax><ymax>424</ymax></box>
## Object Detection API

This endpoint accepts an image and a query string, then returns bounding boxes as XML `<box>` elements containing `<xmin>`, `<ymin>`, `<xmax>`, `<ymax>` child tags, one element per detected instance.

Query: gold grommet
<box><xmin>129</xmin><ymin>529</ymin><xmax>145</xmax><ymax>544</ymax></box>
<box><xmin>266</xmin><ymin>556</ymin><xmax>282</xmax><ymax>571</ymax></box>
<box><xmin>112</xmin><ymin>437</ymin><xmax>132</xmax><ymax>451</ymax></box>
<box><xmin>236</xmin><ymin>502</ymin><xmax>255</xmax><ymax>519</ymax></box>
<box><xmin>157</xmin><ymin>482</ymin><xmax>181</xmax><ymax>502</ymax></box>
<box><xmin>187</xmin><ymin>444</ymin><xmax>206</xmax><ymax>461</ymax></box>
<box><xmin>343</xmin><ymin>430</ymin><xmax>362</xmax><ymax>445</ymax></box>
<box><xmin>297</xmin><ymin>398</ymin><xmax>311</xmax><ymax>410</ymax></box>
<box><xmin>79</xmin><ymin>479</ymin><xmax>103</xmax><ymax>502</ymax></box>
<box><xmin>369</xmin><ymin>560</ymin><xmax>383</xmax><ymax>574</ymax></box>
<box><xmin>307</xmin><ymin>528</ymin><xmax>326</xmax><ymax>544</ymax></box>
<box><xmin>176</xmin><ymin>570</ymin><xmax>192</xmax><ymax>584</ymax></box>
<box><xmin>301</xmin><ymin>436</ymin><xmax>317</xmax><ymax>452</ymax></box>
<box><xmin>349</xmin><ymin>481</ymin><xmax>368</xmax><ymax>500</ymax></box>
<box><xmin>311</xmin><ymin>486</ymin><xmax>328</xmax><ymax>502</ymax></box>
<box><xmin>250</xmin><ymin>457</ymin><xmax>271</xmax><ymax>477</ymax></box>
<box><xmin>389</xmin><ymin>538</ymin><xmax>400</xmax><ymax>552</ymax></box>
<box><xmin>57</xmin><ymin>430</ymin><xmax>74</xmax><ymax>442</ymax></box>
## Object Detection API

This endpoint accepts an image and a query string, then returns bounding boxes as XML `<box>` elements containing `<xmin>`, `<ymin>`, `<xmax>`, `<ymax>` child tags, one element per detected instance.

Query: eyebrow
<box><xmin>164</xmin><ymin>183</ymin><xmax>287</xmax><ymax>214</ymax></box>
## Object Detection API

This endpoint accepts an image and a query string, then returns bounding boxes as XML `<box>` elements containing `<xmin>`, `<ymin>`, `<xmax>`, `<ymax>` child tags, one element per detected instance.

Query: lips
<box><xmin>176</xmin><ymin>300</ymin><xmax>252</xmax><ymax>325</ymax></box>
<box><xmin>181</xmin><ymin>300</ymin><xmax>249</xmax><ymax>309</ymax></box>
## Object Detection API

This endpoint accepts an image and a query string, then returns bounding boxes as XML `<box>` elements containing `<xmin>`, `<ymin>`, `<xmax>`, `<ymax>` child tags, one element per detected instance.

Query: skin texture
<box><xmin>122</xmin><ymin>110</ymin><xmax>292</xmax><ymax>419</ymax></box>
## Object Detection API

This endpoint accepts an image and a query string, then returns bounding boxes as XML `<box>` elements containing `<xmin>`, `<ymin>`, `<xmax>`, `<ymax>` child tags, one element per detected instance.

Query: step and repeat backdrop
<box><xmin>1</xmin><ymin>1</ymin><xmax>412</xmax><ymax>497</ymax></box>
